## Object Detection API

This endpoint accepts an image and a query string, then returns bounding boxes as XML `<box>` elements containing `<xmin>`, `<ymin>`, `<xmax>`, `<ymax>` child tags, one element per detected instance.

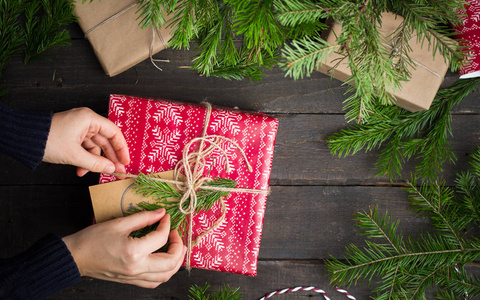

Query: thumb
<box><xmin>119</xmin><ymin>209</ymin><xmax>167</xmax><ymax>234</ymax></box>
<box><xmin>73</xmin><ymin>146</ymin><xmax>116</xmax><ymax>174</ymax></box>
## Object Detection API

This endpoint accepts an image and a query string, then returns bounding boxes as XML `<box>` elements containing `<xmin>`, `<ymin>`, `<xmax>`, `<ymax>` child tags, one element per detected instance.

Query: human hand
<box><xmin>62</xmin><ymin>209</ymin><xmax>186</xmax><ymax>288</ymax></box>
<box><xmin>43</xmin><ymin>107</ymin><xmax>130</xmax><ymax>177</ymax></box>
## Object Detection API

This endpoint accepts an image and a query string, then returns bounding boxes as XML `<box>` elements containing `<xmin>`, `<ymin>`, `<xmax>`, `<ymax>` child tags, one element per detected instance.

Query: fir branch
<box><xmin>168</xmin><ymin>0</ymin><xmax>199</xmax><ymax>49</ymax></box>
<box><xmin>23</xmin><ymin>0</ymin><xmax>76</xmax><ymax>64</ymax></box>
<box><xmin>357</xmin><ymin>205</ymin><xmax>406</xmax><ymax>254</ymax></box>
<box><xmin>0</xmin><ymin>0</ymin><xmax>24</xmax><ymax>76</ymax></box>
<box><xmin>189</xmin><ymin>283</ymin><xmax>242</xmax><ymax>300</ymax></box>
<box><xmin>396</xmin><ymin>0</ymin><xmax>464</xmax><ymax>70</ymax></box>
<box><xmin>230</xmin><ymin>0</ymin><xmax>284</xmax><ymax>65</ymax></box>
<box><xmin>327</xmin><ymin>149</ymin><xmax>480</xmax><ymax>298</ymax></box>
<box><xmin>191</xmin><ymin>2</ymin><xmax>233</xmax><ymax>76</ymax></box>
<box><xmin>128</xmin><ymin>173</ymin><xmax>237</xmax><ymax>239</ymax></box>
<box><xmin>327</xmin><ymin>78</ymin><xmax>480</xmax><ymax>181</ymax></box>
<box><xmin>273</xmin><ymin>0</ymin><xmax>333</xmax><ymax>27</ymax></box>
<box><xmin>280</xmin><ymin>35</ymin><xmax>337</xmax><ymax>79</ymax></box>
<box><xmin>136</xmin><ymin>0</ymin><xmax>171</xmax><ymax>29</ymax></box>
<box><xmin>406</xmin><ymin>179</ymin><xmax>466</xmax><ymax>249</ymax></box>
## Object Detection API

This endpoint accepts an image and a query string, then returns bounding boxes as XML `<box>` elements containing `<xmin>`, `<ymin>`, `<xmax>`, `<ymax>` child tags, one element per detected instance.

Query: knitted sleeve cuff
<box><xmin>0</xmin><ymin>102</ymin><xmax>53</xmax><ymax>169</ymax></box>
<box><xmin>0</xmin><ymin>233</ymin><xmax>81</xmax><ymax>300</ymax></box>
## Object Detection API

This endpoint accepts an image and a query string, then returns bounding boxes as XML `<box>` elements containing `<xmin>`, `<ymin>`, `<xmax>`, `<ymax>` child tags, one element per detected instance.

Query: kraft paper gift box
<box><xmin>89</xmin><ymin>94</ymin><xmax>279</xmax><ymax>276</ymax></box>
<box><xmin>318</xmin><ymin>12</ymin><xmax>450</xmax><ymax>112</ymax></box>
<box><xmin>74</xmin><ymin>0</ymin><xmax>173</xmax><ymax>76</ymax></box>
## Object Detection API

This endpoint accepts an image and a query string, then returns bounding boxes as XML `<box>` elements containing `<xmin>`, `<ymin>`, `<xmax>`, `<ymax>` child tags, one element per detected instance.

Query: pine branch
<box><xmin>280</xmin><ymin>35</ymin><xmax>337</xmax><ymax>79</ymax></box>
<box><xmin>137</xmin><ymin>0</ymin><xmax>170</xmax><ymax>29</ymax></box>
<box><xmin>128</xmin><ymin>173</ymin><xmax>237</xmax><ymax>239</ymax></box>
<box><xmin>327</xmin><ymin>149</ymin><xmax>480</xmax><ymax>298</ymax></box>
<box><xmin>189</xmin><ymin>283</ymin><xmax>242</xmax><ymax>300</ymax></box>
<box><xmin>168</xmin><ymin>0</ymin><xmax>199</xmax><ymax>49</ymax></box>
<box><xmin>0</xmin><ymin>0</ymin><xmax>24</xmax><ymax>76</ymax></box>
<box><xmin>23</xmin><ymin>0</ymin><xmax>76</xmax><ymax>64</ymax></box>
<box><xmin>327</xmin><ymin>78</ymin><xmax>480</xmax><ymax>181</ymax></box>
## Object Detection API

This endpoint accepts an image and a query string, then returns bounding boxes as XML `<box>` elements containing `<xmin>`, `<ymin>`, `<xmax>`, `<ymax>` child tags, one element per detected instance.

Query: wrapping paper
<box><xmin>456</xmin><ymin>0</ymin><xmax>480</xmax><ymax>78</ymax></box>
<box><xmin>74</xmin><ymin>0</ymin><xmax>173</xmax><ymax>76</ymax></box>
<box><xmin>99</xmin><ymin>94</ymin><xmax>279</xmax><ymax>276</ymax></box>
<box><xmin>318</xmin><ymin>12</ymin><xmax>450</xmax><ymax>112</ymax></box>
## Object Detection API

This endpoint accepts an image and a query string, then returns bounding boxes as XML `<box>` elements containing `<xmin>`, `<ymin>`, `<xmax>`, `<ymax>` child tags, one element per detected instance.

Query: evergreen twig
<box><xmin>127</xmin><ymin>173</ymin><xmax>237</xmax><ymax>239</ymax></box>
<box><xmin>326</xmin><ymin>147</ymin><xmax>480</xmax><ymax>299</ymax></box>
<box><xmin>83</xmin><ymin>0</ymin><xmax>465</xmax><ymax>122</ymax></box>
<box><xmin>189</xmin><ymin>283</ymin><xmax>242</xmax><ymax>300</ymax></box>
<box><xmin>23</xmin><ymin>0</ymin><xmax>76</xmax><ymax>64</ymax></box>
<box><xmin>327</xmin><ymin>78</ymin><xmax>480</xmax><ymax>182</ymax></box>
<box><xmin>0</xmin><ymin>0</ymin><xmax>24</xmax><ymax>77</ymax></box>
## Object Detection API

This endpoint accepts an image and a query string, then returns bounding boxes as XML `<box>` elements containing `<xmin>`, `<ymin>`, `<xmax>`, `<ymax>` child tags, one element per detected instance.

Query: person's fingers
<box><xmin>90</xmin><ymin>134</ymin><xmax>120</xmax><ymax>163</ymax></box>
<box><xmin>71</xmin><ymin>145</ymin><xmax>117</xmax><ymax>174</ymax></box>
<box><xmin>138</xmin><ymin>214</ymin><xmax>172</xmax><ymax>254</ymax></box>
<box><xmin>118</xmin><ymin>209</ymin><xmax>166</xmax><ymax>235</ymax></box>
<box><xmin>147</xmin><ymin>230</ymin><xmax>186</xmax><ymax>273</ymax></box>
<box><xmin>76</xmin><ymin>139</ymin><xmax>103</xmax><ymax>177</ymax></box>
<box><xmin>82</xmin><ymin>138</ymin><xmax>101</xmax><ymax>154</ymax></box>
<box><xmin>91</xmin><ymin>115</ymin><xmax>130</xmax><ymax>166</ymax></box>
<box><xmin>89</xmin><ymin>134</ymin><xmax>127</xmax><ymax>177</ymax></box>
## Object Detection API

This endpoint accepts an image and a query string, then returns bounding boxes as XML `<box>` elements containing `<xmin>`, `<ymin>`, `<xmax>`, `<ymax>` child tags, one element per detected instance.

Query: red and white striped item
<box><xmin>259</xmin><ymin>286</ymin><xmax>355</xmax><ymax>300</ymax></box>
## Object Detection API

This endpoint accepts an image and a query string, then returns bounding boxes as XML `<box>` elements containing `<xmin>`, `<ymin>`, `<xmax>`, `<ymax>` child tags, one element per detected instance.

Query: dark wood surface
<box><xmin>1</xmin><ymin>23</ymin><xmax>480</xmax><ymax>299</ymax></box>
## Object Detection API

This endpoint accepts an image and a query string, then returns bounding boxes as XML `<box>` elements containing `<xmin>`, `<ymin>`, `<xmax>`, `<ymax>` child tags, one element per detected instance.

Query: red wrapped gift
<box><xmin>99</xmin><ymin>94</ymin><xmax>279</xmax><ymax>276</ymax></box>
<box><xmin>456</xmin><ymin>0</ymin><xmax>480</xmax><ymax>78</ymax></box>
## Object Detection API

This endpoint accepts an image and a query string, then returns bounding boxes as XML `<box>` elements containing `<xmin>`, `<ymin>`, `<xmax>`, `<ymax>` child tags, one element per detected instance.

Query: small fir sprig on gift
<box><xmin>127</xmin><ymin>173</ymin><xmax>237</xmax><ymax>238</ymax></box>
<box><xmin>327</xmin><ymin>77</ymin><xmax>480</xmax><ymax>182</ymax></box>
<box><xmin>326</xmin><ymin>147</ymin><xmax>480</xmax><ymax>299</ymax></box>
<box><xmin>189</xmin><ymin>283</ymin><xmax>242</xmax><ymax>300</ymax></box>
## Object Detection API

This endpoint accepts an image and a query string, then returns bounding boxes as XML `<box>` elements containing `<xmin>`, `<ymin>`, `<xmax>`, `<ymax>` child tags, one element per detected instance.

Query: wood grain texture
<box><xmin>50</xmin><ymin>261</ymin><xmax>372</xmax><ymax>300</ymax></box>
<box><xmin>0</xmin><ymin>113</ymin><xmax>478</xmax><ymax>186</ymax></box>
<box><xmin>0</xmin><ymin>185</ymin><xmax>424</xmax><ymax>259</ymax></box>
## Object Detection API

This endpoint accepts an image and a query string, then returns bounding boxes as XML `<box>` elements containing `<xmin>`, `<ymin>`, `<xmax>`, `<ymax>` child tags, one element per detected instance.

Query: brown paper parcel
<box><xmin>89</xmin><ymin>171</ymin><xmax>175</xmax><ymax>223</ymax></box>
<box><xmin>318</xmin><ymin>12</ymin><xmax>450</xmax><ymax>112</ymax></box>
<box><xmin>74</xmin><ymin>0</ymin><xmax>173</xmax><ymax>77</ymax></box>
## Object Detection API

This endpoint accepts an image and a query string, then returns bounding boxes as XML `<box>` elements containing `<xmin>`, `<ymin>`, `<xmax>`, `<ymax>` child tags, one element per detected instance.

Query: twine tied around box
<box><xmin>110</xmin><ymin>102</ymin><xmax>270</xmax><ymax>270</ymax></box>
<box><xmin>83</xmin><ymin>0</ymin><xmax>169</xmax><ymax>71</ymax></box>
<box><xmin>382</xmin><ymin>35</ymin><xmax>443</xmax><ymax>80</ymax></box>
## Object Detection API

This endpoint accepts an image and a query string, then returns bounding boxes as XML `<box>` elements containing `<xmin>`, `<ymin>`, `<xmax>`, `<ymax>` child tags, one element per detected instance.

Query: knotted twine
<box><xmin>111</xmin><ymin>102</ymin><xmax>270</xmax><ymax>270</ymax></box>
<box><xmin>83</xmin><ymin>0</ymin><xmax>169</xmax><ymax>71</ymax></box>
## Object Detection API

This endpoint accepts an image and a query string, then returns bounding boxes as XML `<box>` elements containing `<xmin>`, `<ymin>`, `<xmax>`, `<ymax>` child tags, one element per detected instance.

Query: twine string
<box><xmin>109</xmin><ymin>102</ymin><xmax>268</xmax><ymax>270</ymax></box>
<box><xmin>83</xmin><ymin>0</ymin><xmax>169</xmax><ymax>71</ymax></box>
<box><xmin>382</xmin><ymin>34</ymin><xmax>443</xmax><ymax>79</ymax></box>
<box><xmin>328</xmin><ymin>21</ymin><xmax>443</xmax><ymax>80</ymax></box>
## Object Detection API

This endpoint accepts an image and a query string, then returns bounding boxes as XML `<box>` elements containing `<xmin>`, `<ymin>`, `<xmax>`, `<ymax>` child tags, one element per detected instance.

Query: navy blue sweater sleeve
<box><xmin>0</xmin><ymin>101</ymin><xmax>53</xmax><ymax>169</ymax></box>
<box><xmin>0</xmin><ymin>103</ymin><xmax>82</xmax><ymax>299</ymax></box>
<box><xmin>0</xmin><ymin>234</ymin><xmax>81</xmax><ymax>300</ymax></box>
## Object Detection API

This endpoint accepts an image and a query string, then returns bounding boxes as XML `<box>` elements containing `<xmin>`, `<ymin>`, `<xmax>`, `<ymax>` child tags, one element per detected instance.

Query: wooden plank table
<box><xmin>1</xmin><ymin>23</ymin><xmax>480</xmax><ymax>299</ymax></box>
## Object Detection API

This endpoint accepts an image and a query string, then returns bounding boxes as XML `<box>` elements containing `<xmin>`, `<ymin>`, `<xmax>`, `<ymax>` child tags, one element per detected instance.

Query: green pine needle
<box><xmin>23</xmin><ymin>0</ymin><xmax>76</xmax><ymax>64</ymax></box>
<box><xmin>127</xmin><ymin>173</ymin><xmax>237</xmax><ymax>239</ymax></box>
<box><xmin>326</xmin><ymin>147</ymin><xmax>480</xmax><ymax>299</ymax></box>
<box><xmin>0</xmin><ymin>0</ymin><xmax>24</xmax><ymax>76</ymax></box>
<box><xmin>327</xmin><ymin>78</ymin><xmax>480</xmax><ymax>182</ymax></box>
<box><xmin>189</xmin><ymin>283</ymin><xmax>242</xmax><ymax>300</ymax></box>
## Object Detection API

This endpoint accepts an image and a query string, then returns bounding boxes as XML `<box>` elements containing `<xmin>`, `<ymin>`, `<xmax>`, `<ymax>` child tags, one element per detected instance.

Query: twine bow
<box><xmin>83</xmin><ymin>0</ymin><xmax>169</xmax><ymax>71</ymax></box>
<box><xmin>111</xmin><ymin>102</ymin><xmax>269</xmax><ymax>270</ymax></box>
